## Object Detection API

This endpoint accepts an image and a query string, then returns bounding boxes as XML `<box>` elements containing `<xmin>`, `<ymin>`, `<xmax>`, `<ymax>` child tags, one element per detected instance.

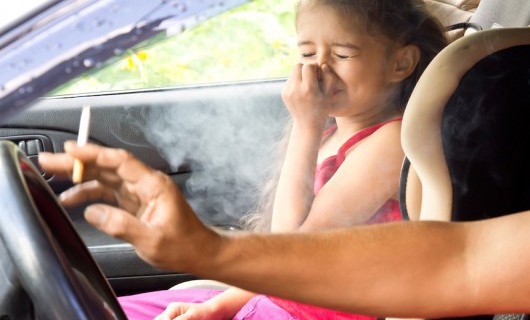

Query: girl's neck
<box><xmin>333</xmin><ymin>108</ymin><xmax>402</xmax><ymax>141</ymax></box>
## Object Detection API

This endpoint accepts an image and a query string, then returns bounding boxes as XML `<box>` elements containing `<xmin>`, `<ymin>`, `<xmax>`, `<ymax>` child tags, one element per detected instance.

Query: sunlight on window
<box><xmin>52</xmin><ymin>0</ymin><xmax>298</xmax><ymax>96</ymax></box>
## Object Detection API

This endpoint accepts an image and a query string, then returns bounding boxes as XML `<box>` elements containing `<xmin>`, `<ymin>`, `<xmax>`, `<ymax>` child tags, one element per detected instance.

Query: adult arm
<box><xmin>39</xmin><ymin>143</ymin><xmax>530</xmax><ymax>318</ymax></box>
<box><xmin>186</xmin><ymin>214</ymin><xmax>530</xmax><ymax>318</ymax></box>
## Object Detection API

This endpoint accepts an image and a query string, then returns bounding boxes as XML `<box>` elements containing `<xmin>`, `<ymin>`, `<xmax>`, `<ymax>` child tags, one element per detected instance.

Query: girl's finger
<box><xmin>301</xmin><ymin>63</ymin><xmax>319</xmax><ymax>90</ymax></box>
<box><xmin>321</xmin><ymin>63</ymin><xmax>337</xmax><ymax>99</ymax></box>
<box><xmin>158</xmin><ymin>302</ymin><xmax>189</xmax><ymax>319</ymax></box>
<box><xmin>282</xmin><ymin>63</ymin><xmax>303</xmax><ymax>103</ymax></box>
<box><xmin>290</xmin><ymin>63</ymin><xmax>303</xmax><ymax>83</ymax></box>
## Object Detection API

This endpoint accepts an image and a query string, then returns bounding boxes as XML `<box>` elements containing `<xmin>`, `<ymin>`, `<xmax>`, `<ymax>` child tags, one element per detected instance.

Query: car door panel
<box><xmin>0</xmin><ymin>79</ymin><xmax>287</xmax><ymax>295</ymax></box>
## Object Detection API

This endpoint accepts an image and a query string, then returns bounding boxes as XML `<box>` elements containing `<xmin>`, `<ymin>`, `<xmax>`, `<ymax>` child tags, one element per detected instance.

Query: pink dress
<box><xmin>119</xmin><ymin>118</ymin><xmax>402</xmax><ymax>320</ymax></box>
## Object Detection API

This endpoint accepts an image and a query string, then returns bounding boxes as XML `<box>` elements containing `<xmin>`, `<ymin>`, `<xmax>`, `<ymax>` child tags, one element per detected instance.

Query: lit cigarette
<box><xmin>72</xmin><ymin>106</ymin><xmax>91</xmax><ymax>184</ymax></box>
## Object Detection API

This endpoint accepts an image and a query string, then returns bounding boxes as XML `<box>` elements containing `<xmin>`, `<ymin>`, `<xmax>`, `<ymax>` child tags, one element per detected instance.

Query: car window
<box><xmin>51</xmin><ymin>0</ymin><xmax>298</xmax><ymax>96</ymax></box>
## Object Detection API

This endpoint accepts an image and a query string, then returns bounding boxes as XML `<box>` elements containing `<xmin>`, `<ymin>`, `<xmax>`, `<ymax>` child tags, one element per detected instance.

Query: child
<box><xmin>40</xmin><ymin>0</ymin><xmax>446</xmax><ymax>319</ymax></box>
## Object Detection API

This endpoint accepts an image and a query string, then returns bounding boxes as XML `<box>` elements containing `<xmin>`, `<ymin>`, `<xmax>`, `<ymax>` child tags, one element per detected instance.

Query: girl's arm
<box><xmin>271</xmin><ymin>120</ymin><xmax>323</xmax><ymax>231</ymax></box>
<box><xmin>271</xmin><ymin>63</ymin><xmax>336</xmax><ymax>232</ymax></box>
<box><xmin>299</xmin><ymin>121</ymin><xmax>404</xmax><ymax>230</ymax></box>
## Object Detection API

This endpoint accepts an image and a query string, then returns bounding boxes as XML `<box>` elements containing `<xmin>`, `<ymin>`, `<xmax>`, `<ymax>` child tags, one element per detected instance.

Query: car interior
<box><xmin>0</xmin><ymin>0</ymin><xmax>529</xmax><ymax>319</ymax></box>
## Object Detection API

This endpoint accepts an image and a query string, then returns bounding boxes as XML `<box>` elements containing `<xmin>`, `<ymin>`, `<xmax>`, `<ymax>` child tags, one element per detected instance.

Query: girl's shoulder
<box><xmin>337</xmin><ymin>118</ymin><xmax>402</xmax><ymax>165</ymax></box>
<box><xmin>359</xmin><ymin>119</ymin><xmax>402</xmax><ymax>148</ymax></box>
<box><xmin>350</xmin><ymin>117</ymin><xmax>402</xmax><ymax>146</ymax></box>
<box><xmin>367</xmin><ymin>116</ymin><xmax>402</xmax><ymax>136</ymax></box>
<box><xmin>370</xmin><ymin>118</ymin><xmax>402</xmax><ymax>136</ymax></box>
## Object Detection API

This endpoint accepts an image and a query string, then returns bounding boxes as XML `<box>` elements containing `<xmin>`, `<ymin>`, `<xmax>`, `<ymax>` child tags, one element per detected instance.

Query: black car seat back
<box><xmin>442</xmin><ymin>44</ymin><xmax>530</xmax><ymax>222</ymax></box>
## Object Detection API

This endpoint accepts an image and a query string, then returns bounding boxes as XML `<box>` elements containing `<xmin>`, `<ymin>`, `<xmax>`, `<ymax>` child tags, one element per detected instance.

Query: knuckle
<box><xmin>116</xmin><ymin>148</ymin><xmax>132</xmax><ymax>160</ymax></box>
<box><xmin>148</xmin><ymin>170</ymin><xmax>172</xmax><ymax>189</ymax></box>
<box><xmin>167</xmin><ymin>302</ymin><xmax>181</xmax><ymax>310</ymax></box>
<box><xmin>152</xmin><ymin>170</ymin><xmax>167</xmax><ymax>181</ymax></box>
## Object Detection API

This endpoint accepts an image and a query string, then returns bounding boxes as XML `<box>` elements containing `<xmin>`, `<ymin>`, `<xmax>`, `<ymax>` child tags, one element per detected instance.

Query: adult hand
<box><xmin>281</xmin><ymin>63</ymin><xmax>337</xmax><ymax>129</ymax></box>
<box><xmin>39</xmin><ymin>141</ymin><xmax>219</xmax><ymax>271</ymax></box>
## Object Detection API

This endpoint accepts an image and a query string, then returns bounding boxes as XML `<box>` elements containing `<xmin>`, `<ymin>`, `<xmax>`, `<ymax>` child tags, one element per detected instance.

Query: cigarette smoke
<box><xmin>143</xmin><ymin>84</ymin><xmax>289</xmax><ymax>226</ymax></box>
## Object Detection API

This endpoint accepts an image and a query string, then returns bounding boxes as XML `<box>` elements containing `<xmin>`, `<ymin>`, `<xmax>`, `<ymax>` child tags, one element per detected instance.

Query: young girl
<box><xmin>41</xmin><ymin>0</ymin><xmax>447</xmax><ymax>319</ymax></box>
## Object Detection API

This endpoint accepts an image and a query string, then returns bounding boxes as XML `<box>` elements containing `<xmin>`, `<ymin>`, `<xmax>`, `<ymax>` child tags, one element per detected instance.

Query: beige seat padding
<box><xmin>424</xmin><ymin>0</ymin><xmax>480</xmax><ymax>41</ymax></box>
<box><xmin>424</xmin><ymin>0</ymin><xmax>479</xmax><ymax>25</ymax></box>
<box><xmin>170</xmin><ymin>279</ymin><xmax>231</xmax><ymax>291</ymax></box>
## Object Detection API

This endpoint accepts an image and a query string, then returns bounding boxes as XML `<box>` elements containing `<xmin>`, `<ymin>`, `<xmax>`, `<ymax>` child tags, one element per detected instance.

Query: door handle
<box><xmin>0</xmin><ymin>135</ymin><xmax>53</xmax><ymax>179</ymax></box>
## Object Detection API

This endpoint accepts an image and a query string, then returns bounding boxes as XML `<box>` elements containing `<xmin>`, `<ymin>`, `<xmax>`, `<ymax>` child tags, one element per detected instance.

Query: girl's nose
<box><xmin>317</xmin><ymin>55</ymin><xmax>327</xmax><ymax>67</ymax></box>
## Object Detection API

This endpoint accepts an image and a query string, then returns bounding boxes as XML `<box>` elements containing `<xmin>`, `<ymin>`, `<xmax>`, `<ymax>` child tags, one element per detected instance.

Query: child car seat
<box><xmin>399</xmin><ymin>27</ymin><xmax>530</xmax><ymax>319</ymax></box>
<box><xmin>424</xmin><ymin>0</ymin><xmax>481</xmax><ymax>41</ymax></box>
<box><xmin>470</xmin><ymin>0</ymin><xmax>530</xmax><ymax>29</ymax></box>
<box><xmin>424</xmin><ymin>0</ymin><xmax>530</xmax><ymax>41</ymax></box>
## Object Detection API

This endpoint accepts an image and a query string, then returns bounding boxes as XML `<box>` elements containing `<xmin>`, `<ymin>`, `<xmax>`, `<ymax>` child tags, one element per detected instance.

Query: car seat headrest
<box><xmin>470</xmin><ymin>0</ymin><xmax>530</xmax><ymax>29</ymax></box>
<box><xmin>423</xmin><ymin>0</ymin><xmax>480</xmax><ymax>41</ymax></box>
<box><xmin>400</xmin><ymin>27</ymin><xmax>530</xmax><ymax>222</ymax></box>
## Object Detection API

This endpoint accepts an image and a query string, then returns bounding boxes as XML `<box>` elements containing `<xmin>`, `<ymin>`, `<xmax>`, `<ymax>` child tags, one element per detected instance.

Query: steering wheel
<box><xmin>0</xmin><ymin>141</ymin><xmax>127</xmax><ymax>320</ymax></box>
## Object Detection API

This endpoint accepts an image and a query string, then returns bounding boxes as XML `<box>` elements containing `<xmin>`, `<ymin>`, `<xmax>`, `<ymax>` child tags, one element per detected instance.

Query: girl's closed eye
<box><xmin>334</xmin><ymin>53</ymin><xmax>351</xmax><ymax>59</ymax></box>
<box><xmin>300</xmin><ymin>52</ymin><xmax>316</xmax><ymax>58</ymax></box>
<box><xmin>333</xmin><ymin>50</ymin><xmax>359</xmax><ymax>59</ymax></box>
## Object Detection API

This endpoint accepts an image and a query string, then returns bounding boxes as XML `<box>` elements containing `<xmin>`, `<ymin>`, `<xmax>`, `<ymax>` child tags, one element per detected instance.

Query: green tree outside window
<box><xmin>52</xmin><ymin>0</ymin><xmax>298</xmax><ymax>96</ymax></box>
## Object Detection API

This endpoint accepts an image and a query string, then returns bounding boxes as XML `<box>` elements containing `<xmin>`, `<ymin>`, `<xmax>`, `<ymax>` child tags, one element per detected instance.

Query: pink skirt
<box><xmin>119</xmin><ymin>289</ymin><xmax>375</xmax><ymax>320</ymax></box>
<box><xmin>119</xmin><ymin>289</ymin><xmax>296</xmax><ymax>320</ymax></box>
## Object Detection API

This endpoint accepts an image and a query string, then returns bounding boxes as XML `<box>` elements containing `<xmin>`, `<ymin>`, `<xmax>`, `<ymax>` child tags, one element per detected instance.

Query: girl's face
<box><xmin>296</xmin><ymin>4</ymin><xmax>398</xmax><ymax>118</ymax></box>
